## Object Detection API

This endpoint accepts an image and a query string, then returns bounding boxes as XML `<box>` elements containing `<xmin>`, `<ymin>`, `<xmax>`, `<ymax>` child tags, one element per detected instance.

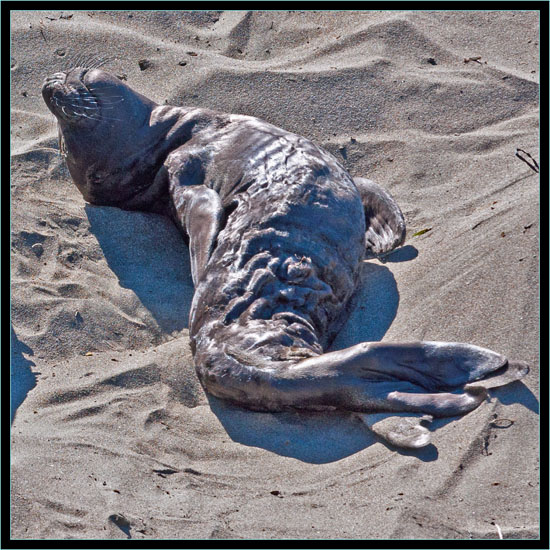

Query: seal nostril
<box><xmin>77</xmin><ymin>68</ymin><xmax>91</xmax><ymax>84</ymax></box>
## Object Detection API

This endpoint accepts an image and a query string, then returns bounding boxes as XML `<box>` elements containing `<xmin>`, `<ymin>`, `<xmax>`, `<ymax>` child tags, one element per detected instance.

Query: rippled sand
<box><xmin>11</xmin><ymin>10</ymin><xmax>539</xmax><ymax>540</ymax></box>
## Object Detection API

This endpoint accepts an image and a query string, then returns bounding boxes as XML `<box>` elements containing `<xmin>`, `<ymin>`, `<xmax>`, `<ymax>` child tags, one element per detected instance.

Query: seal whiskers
<box><xmin>64</xmin><ymin>53</ymin><xmax>111</xmax><ymax>72</ymax></box>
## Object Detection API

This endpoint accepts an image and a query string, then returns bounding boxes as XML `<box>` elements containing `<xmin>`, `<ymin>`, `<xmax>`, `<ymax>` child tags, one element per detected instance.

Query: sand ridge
<box><xmin>11</xmin><ymin>10</ymin><xmax>539</xmax><ymax>540</ymax></box>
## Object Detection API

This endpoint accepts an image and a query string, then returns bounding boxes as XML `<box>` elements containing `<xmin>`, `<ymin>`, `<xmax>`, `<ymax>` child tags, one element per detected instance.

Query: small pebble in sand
<box><xmin>31</xmin><ymin>243</ymin><xmax>44</xmax><ymax>257</ymax></box>
<box><xmin>138</xmin><ymin>59</ymin><xmax>152</xmax><ymax>71</ymax></box>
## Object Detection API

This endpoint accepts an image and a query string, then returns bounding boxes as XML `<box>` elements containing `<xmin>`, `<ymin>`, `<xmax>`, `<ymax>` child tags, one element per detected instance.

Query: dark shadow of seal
<box><xmin>207</xmin><ymin>395</ymin><xmax>439</xmax><ymax>464</ymax></box>
<box><xmin>86</xmin><ymin>205</ymin><xmax>194</xmax><ymax>334</ymax></box>
<box><xmin>330</xmin><ymin>261</ymin><xmax>401</xmax><ymax>350</ymax></box>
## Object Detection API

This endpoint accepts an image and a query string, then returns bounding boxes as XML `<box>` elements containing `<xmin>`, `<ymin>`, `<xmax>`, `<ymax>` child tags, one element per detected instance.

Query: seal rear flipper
<box><xmin>349</xmin><ymin>340</ymin><xmax>513</xmax><ymax>390</ymax></box>
<box><xmin>358</xmin><ymin>412</ymin><xmax>433</xmax><ymax>448</ymax></box>
<box><xmin>169</xmin><ymin>184</ymin><xmax>224</xmax><ymax>286</ymax></box>
<box><xmin>464</xmin><ymin>360</ymin><xmax>529</xmax><ymax>390</ymax></box>
<box><xmin>382</xmin><ymin>385</ymin><xmax>488</xmax><ymax>417</ymax></box>
<box><xmin>281</xmin><ymin>340</ymin><xmax>527</xmax><ymax>417</ymax></box>
<box><xmin>197</xmin><ymin>340</ymin><xmax>528</xmax><ymax>419</ymax></box>
<box><xmin>353</xmin><ymin>177</ymin><xmax>406</xmax><ymax>258</ymax></box>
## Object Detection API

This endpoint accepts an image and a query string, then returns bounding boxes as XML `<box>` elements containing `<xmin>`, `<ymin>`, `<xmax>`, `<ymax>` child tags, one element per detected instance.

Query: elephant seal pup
<box><xmin>42</xmin><ymin>67</ymin><xmax>528</xmax><ymax>448</ymax></box>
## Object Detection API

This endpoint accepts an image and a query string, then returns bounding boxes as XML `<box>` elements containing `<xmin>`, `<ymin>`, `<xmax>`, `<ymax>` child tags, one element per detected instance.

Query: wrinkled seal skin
<box><xmin>42</xmin><ymin>67</ymin><xmax>528</xmax><ymax>446</ymax></box>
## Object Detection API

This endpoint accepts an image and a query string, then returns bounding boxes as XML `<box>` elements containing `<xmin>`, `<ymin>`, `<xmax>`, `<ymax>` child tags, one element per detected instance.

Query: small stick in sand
<box><xmin>495</xmin><ymin>523</ymin><xmax>504</xmax><ymax>539</ymax></box>
<box><xmin>39</xmin><ymin>20</ymin><xmax>48</xmax><ymax>42</ymax></box>
<box><xmin>515</xmin><ymin>148</ymin><xmax>539</xmax><ymax>173</ymax></box>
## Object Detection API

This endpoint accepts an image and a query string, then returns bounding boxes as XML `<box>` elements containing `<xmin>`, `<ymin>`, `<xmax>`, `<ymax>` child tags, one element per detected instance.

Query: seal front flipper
<box><xmin>169</xmin><ymin>182</ymin><xmax>224</xmax><ymax>286</ymax></box>
<box><xmin>353</xmin><ymin>177</ymin><xmax>406</xmax><ymax>258</ymax></box>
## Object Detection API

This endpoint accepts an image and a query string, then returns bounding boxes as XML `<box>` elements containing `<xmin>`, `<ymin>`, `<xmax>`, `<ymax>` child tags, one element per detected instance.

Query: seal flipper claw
<box><xmin>358</xmin><ymin>413</ymin><xmax>433</xmax><ymax>448</ymax></box>
<box><xmin>353</xmin><ymin>177</ymin><xmax>406</xmax><ymax>258</ymax></box>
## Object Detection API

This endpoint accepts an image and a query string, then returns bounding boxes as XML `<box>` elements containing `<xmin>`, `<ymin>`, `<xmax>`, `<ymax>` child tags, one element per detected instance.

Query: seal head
<box><xmin>43</xmin><ymin>67</ymin><xmax>172</xmax><ymax>211</ymax></box>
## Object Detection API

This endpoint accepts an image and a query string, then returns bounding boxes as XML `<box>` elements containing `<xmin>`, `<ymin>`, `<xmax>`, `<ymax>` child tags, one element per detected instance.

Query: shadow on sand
<box><xmin>86</xmin><ymin>205</ymin><xmax>194</xmax><ymax>333</ymax></box>
<box><xmin>11</xmin><ymin>326</ymin><xmax>38</xmax><ymax>424</ymax></box>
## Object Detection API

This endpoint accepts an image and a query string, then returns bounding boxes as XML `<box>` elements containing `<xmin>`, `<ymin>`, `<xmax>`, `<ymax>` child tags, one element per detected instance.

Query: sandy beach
<box><xmin>10</xmin><ymin>10</ymin><xmax>539</xmax><ymax>540</ymax></box>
